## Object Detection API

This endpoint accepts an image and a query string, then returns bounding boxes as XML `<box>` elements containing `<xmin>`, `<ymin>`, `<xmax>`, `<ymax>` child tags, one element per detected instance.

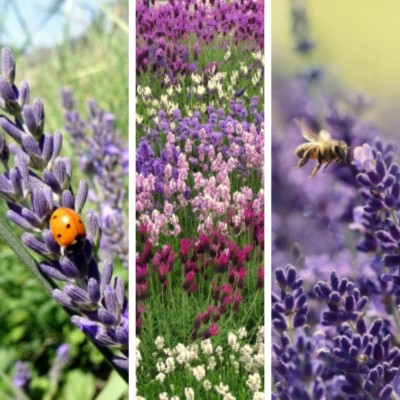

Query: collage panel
<box><xmin>136</xmin><ymin>0</ymin><xmax>265</xmax><ymax>398</ymax></box>
<box><xmin>272</xmin><ymin>1</ymin><xmax>400</xmax><ymax>399</ymax></box>
<box><xmin>0</xmin><ymin>1</ymin><xmax>129</xmax><ymax>399</ymax></box>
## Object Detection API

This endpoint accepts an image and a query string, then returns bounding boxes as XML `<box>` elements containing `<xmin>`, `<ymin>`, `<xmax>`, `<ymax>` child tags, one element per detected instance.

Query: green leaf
<box><xmin>62</xmin><ymin>370</ymin><xmax>96</xmax><ymax>400</ymax></box>
<box><xmin>7</xmin><ymin>325</ymin><xmax>25</xmax><ymax>342</ymax></box>
<box><xmin>94</xmin><ymin>371</ymin><xmax>128</xmax><ymax>400</ymax></box>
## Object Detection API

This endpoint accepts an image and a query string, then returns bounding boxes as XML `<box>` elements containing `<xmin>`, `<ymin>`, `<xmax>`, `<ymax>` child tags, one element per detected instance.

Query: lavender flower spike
<box><xmin>48</xmin><ymin>343</ymin><xmax>70</xmax><ymax>394</ymax></box>
<box><xmin>61</xmin><ymin>89</ymin><xmax>129</xmax><ymax>267</ymax></box>
<box><xmin>13</xmin><ymin>361</ymin><xmax>32</xmax><ymax>399</ymax></box>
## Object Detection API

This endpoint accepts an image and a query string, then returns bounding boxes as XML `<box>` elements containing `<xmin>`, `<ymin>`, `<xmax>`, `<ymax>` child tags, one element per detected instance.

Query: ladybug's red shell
<box><xmin>50</xmin><ymin>208</ymin><xmax>86</xmax><ymax>247</ymax></box>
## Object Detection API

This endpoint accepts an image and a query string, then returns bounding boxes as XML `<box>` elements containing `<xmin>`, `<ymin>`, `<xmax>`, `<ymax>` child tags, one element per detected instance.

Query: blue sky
<box><xmin>0</xmin><ymin>0</ymin><xmax>109</xmax><ymax>51</ymax></box>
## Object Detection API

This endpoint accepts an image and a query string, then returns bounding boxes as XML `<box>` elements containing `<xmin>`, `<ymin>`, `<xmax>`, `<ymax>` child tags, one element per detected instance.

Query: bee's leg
<box><xmin>297</xmin><ymin>149</ymin><xmax>312</xmax><ymax>168</ymax></box>
<box><xmin>297</xmin><ymin>157</ymin><xmax>309</xmax><ymax>168</ymax></box>
<box><xmin>309</xmin><ymin>159</ymin><xmax>322</xmax><ymax>178</ymax></box>
<box><xmin>322</xmin><ymin>160</ymin><xmax>333</xmax><ymax>173</ymax></box>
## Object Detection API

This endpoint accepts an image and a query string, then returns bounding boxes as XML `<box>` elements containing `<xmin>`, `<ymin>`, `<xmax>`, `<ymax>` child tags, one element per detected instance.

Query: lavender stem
<box><xmin>0</xmin><ymin>216</ymin><xmax>55</xmax><ymax>294</ymax></box>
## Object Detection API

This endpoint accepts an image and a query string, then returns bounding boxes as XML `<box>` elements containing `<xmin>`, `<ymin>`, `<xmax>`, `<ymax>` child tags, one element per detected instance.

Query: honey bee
<box><xmin>294</xmin><ymin>118</ymin><xmax>348</xmax><ymax>178</ymax></box>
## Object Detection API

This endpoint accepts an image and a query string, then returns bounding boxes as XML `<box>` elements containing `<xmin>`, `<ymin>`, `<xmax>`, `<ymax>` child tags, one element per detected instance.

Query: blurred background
<box><xmin>271</xmin><ymin>0</ymin><xmax>399</xmax><ymax>276</ymax></box>
<box><xmin>0</xmin><ymin>0</ymin><xmax>128</xmax><ymax>399</ymax></box>
<box><xmin>273</xmin><ymin>0</ymin><xmax>400</xmax><ymax>137</ymax></box>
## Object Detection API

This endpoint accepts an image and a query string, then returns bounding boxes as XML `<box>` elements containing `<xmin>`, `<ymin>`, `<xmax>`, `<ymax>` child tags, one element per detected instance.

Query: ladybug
<box><xmin>50</xmin><ymin>207</ymin><xmax>86</xmax><ymax>249</ymax></box>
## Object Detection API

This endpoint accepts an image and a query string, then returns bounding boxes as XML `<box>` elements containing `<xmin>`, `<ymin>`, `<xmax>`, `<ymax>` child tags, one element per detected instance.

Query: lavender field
<box><xmin>136</xmin><ymin>0</ymin><xmax>264</xmax><ymax>398</ymax></box>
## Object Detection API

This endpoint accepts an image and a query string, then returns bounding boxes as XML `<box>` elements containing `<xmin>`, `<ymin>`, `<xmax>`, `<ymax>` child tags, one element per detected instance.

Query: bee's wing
<box><xmin>318</xmin><ymin>129</ymin><xmax>333</xmax><ymax>143</ymax></box>
<box><xmin>294</xmin><ymin>118</ymin><xmax>319</xmax><ymax>142</ymax></box>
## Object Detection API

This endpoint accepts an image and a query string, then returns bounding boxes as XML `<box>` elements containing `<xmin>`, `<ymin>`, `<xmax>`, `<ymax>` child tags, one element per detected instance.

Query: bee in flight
<box><xmin>294</xmin><ymin>118</ymin><xmax>348</xmax><ymax>178</ymax></box>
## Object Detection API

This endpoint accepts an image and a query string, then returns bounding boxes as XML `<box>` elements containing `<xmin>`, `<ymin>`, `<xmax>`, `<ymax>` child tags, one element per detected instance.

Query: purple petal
<box><xmin>0</xmin><ymin>116</ymin><xmax>23</xmax><ymax>142</ymax></box>
<box><xmin>112</xmin><ymin>356</ymin><xmax>128</xmax><ymax>370</ymax></box>
<box><xmin>71</xmin><ymin>316</ymin><xmax>99</xmax><ymax>337</ymax></box>
<box><xmin>54</xmin><ymin>158</ymin><xmax>68</xmax><ymax>188</ymax></box>
<box><xmin>15</xmin><ymin>154</ymin><xmax>29</xmax><ymax>193</ymax></box>
<box><xmin>98</xmin><ymin>309</ymin><xmax>117</xmax><ymax>325</ymax></box>
<box><xmin>2</xmin><ymin>47</ymin><xmax>15</xmax><ymax>84</ymax></box>
<box><xmin>19</xmin><ymin>81</ymin><xmax>30</xmax><ymax>107</ymax></box>
<box><xmin>88</xmin><ymin>278</ymin><xmax>100</xmax><ymax>303</ymax></box>
<box><xmin>0</xmin><ymin>77</ymin><xmax>16</xmax><ymax>101</ymax></box>
<box><xmin>40</xmin><ymin>263</ymin><xmax>68</xmax><ymax>281</ymax></box>
<box><xmin>42</xmin><ymin>229</ymin><xmax>61</xmax><ymax>254</ymax></box>
<box><xmin>53</xmin><ymin>132</ymin><xmax>63</xmax><ymax>159</ymax></box>
<box><xmin>43</xmin><ymin>170</ymin><xmax>61</xmax><ymax>193</ymax></box>
<box><xmin>23</xmin><ymin>105</ymin><xmax>38</xmax><ymax>136</ymax></box>
<box><xmin>53</xmin><ymin>289</ymin><xmax>74</xmax><ymax>308</ymax></box>
<box><xmin>7</xmin><ymin>209</ymin><xmax>35</xmax><ymax>230</ymax></box>
<box><xmin>86</xmin><ymin>210</ymin><xmax>100</xmax><ymax>243</ymax></box>
<box><xmin>32</xmin><ymin>98</ymin><xmax>45</xmax><ymax>132</ymax></box>
<box><xmin>22</xmin><ymin>133</ymin><xmax>42</xmax><ymax>160</ymax></box>
<box><xmin>116</xmin><ymin>326</ymin><xmax>128</xmax><ymax>346</ymax></box>
<box><xmin>61</xmin><ymin>190</ymin><xmax>75</xmax><ymax>209</ymax></box>
<box><xmin>59</xmin><ymin>258</ymin><xmax>80</xmax><ymax>279</ymax></box>
<box><xmin>64</xmin><ymin>284</ymin><xmax>90</xmax><ymax>303</ymax></box>
<box><xmin>75</xmin><ymin>180</ymin><xmax>88</xmax><ymax>213</ymax></box>
<box><xmin>22</xmin><ymin>233</ymin><xmax>51</xmax><ymax>256</ymax></box>
<box><xmin>0</xmin><ymin>174</ymin><xmax>15</xmax><ymax>200</ymax></box>
<box><xmin>104</xmin><ymin>285</ymin><xmax>118</xmax><ymax>315</ymax></box>
<box><xmin>7</xmin><ymin>210</ymin><xmax>34</xmax><ymax>231</ymax></box>
<box><xmin>100</xmin><ymin>261</ymin><xmax>113</xmax><ymax>293</ymax></box>
<box><xmin>40</xmin><ymin>134</ymin><xmax>53</xmax><ymax>163</ymax></box>
<box><xmin>87</xmin><ymin>258</ymin><xmax>100</xmax><ymax>283</ymax></box>
<box><xmin>114</xmin><ymin>277</ymin><xmax>125</xmax><ymax>307</ymax></box>
<box><xmin>31</xmin><ymin>187</ymin><xmax>52</xmax><ymax>221</ymax></box>
<box><xmin>22</xmin><ymin>208</ymin><xmax>43</xmax><ymax>229</ymax></box>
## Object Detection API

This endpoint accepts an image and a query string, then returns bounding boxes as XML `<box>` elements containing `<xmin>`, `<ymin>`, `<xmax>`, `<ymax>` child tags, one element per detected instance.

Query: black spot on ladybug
<box><xmin>66</xmin><ymin>224</ymin><xmax>71</xmax><ymax>229</ymax></box>
<box><xmin>57</xmin><ymin>234</ymin><xmax>62</xmax><ymax>238</ymax></box>
<box><xmin>52</xmin><ymin>215</ymin><xmax>58</xmax><ymax>219</ymax></box>
<box><xmin>79</xmin><ymin>220</ymin><xmax>83</xmax><ymax>224</ymax></box>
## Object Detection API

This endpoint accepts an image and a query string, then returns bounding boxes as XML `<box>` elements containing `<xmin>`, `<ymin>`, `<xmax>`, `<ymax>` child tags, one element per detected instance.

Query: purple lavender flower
<box><xmin>272</xmin><ymin>265</ymin><xmax>308</xmax><ymax>334</ymax></box>
<box><xmin>313</xmin><ymin>271</ymin><xmax>368</xmax><ymax>326</ymax></box>
<box><xmin>13</xmin><ymin>361</ymin><xmax>32</xmax><ymax>398</ymax></box>
<box><xmin>136</xmin><ymin>0</ymin><xmax>263</xmax><ymax>79</ymax></box>
<box><xmin>330</xmin><ymin>319</ymin><xmax>400</xmax><ymax>399</ymax></box>
<box><xmin>273</xmin><ymin>333</ymin><xmax>326</xmax><ymax>400</ymax></box>
<box><xmin>61</xmin><ymin>88</ymin><xmax>128</xmax><ymax>268</ymax></box>
<box><xmin>272</xmin><ymin>265</ymin><xmax>328</xmax><ymax>399</ymax></box>
<box><xmin>47</xmin><ymin>343</ymin><xmax>70</xmax><ymax>395</ymax></box>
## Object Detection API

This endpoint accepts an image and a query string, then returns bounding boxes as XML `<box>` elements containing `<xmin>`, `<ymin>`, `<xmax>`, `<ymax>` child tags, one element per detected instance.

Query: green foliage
<box><xmin>63</xmin><ymin>370</ymin><xmax>96</xmax><ymax>400</ymax></box>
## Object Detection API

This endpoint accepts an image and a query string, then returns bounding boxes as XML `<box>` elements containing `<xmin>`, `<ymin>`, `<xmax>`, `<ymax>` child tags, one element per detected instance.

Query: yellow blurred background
<box><xmin>272</xmin><ymin>0</ymin><xmax>400</xmax><ymax>136</ymax></box>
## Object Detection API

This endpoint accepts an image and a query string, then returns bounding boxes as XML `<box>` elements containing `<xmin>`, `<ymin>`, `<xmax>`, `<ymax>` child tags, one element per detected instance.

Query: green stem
<box><xmin>0</xmin><ymin>217</ymin><xmax>56</xmax><ymax>294</ymax></box>
<box><xmin>390</xmin><ymin>208</ymin><xmax>399</xmax><ymax>226</ymax></box>
<box><xmin>393</xmin><ymin>305</ymin><xmax>400</xmax><ymax>343</ymax></box>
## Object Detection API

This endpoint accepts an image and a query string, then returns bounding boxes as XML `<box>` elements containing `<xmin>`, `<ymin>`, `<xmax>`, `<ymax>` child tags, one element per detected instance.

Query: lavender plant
<box><xmin>13</xmin><ymin>361</ymin><xmax>32</xmax><ymax>399</ymax></box>
<box><xmin>12</xmin><ymin>344</ymin><xmax>71</xmax><ymax>400</ymax></box>
<box><xmin>0</xmin><ymin>48</ymin><xmax>128</xmax><ymax>381</ymax></box>
<box><xmin>61</xmin><ymin>88</ymin><xmax>129</xmax><ymax>267</ymax></box>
